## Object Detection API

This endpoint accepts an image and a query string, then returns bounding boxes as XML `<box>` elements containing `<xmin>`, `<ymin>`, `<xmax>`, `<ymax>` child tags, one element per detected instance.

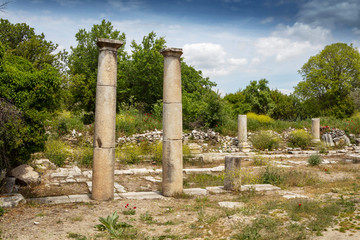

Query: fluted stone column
<box><xmin>160</xmin><ymin>48</ymin><xmax>183</xmax><ymax>197</ymax></box>
<box><xmin>92</xmin><ymin>38</ymin><xmax>123</xmax><ymax>201</ymax></box>
<box><xmin>238</xmin><ymin>115</ymin><xmax>250</xmax><ymax>152</ymax></box>
<box><xmin>312</xmin><ymin>118</ymin><xmax>320</xmax><ymax>142</ymax></box>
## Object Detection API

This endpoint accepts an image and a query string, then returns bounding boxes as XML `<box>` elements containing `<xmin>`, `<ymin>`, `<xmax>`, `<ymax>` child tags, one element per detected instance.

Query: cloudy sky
<box><xmin>2</xmin><ymin>0</ymin><xmax>360</xmax><ymax>95</ymax></box>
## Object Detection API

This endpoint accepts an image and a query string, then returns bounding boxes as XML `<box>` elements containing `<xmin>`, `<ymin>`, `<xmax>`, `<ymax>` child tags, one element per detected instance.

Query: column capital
<box><xmin>160</xmin><ymin>48</ymin><xmax>183</xmax><ymax>58</ymax></box>
<box><xmin>97</xmin><ymin>38</ymin><xmax>123</xmax><ymax>51</ymax></box>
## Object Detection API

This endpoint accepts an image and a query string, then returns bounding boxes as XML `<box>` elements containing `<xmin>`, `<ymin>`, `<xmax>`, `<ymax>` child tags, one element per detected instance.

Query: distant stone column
<box><xmin>312</xmin><ymin>118</ymin><xmax>321</xmax><ymax>142</ymax></box>
<box><xmin>92</xmin><ymin>38</ymin><xmax>123</xmax><ymax>201</ymax></box>
<box><xmin>238</xmin><ymin>115</ymin><xmax>250</xmax><ymax>152</ymax></box>
<box><xmin>160</xmin><ymin>48</ymin><xmax>183</xmax><ymax>197</ymax></box>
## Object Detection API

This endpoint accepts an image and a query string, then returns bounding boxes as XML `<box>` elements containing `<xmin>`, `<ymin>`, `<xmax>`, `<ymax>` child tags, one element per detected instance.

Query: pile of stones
<box><xmin>321</xmin><ymin>128</ymin><xmax>352</xmax><ymax>146</ymax></box>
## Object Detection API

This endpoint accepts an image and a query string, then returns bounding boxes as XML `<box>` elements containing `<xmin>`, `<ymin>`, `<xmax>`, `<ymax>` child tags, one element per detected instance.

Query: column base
<box><xmin>239</xmin><ymin>142</ymin><xmax>251</xmax><ymax>152</ymax></box>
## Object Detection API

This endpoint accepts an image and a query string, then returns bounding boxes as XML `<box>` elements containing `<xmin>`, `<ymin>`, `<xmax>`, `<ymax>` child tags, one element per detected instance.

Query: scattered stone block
<box><xmin>282</xmin><ymin>192</ymin><xmax>309</xmax><ymax>199</ymax></box>
<box><xmin>9</xmin><ymin>164</ymin><xmax>41</xmax><ymax>185</ymax></box>
<box><xmin>218</xmin><ymin>201</ymin><xmax>245</xmax><ymax>209</ymax></box>
<box><xmin>0</xmin><ymin>193</ymin><xmax>26</xmax><ymax>208</ymax></box>
<box><xmin>3</xmin><ymin>177</ymin><xmax>16</xmax><ymax>193</ymax></box>
<box><xmin>114</xmin><ymin>169</ymin><xmax>133</xmax><ymax>175</ymax></box>
<box><xmin>114</xmin><ymin>183</ymin><xmax>126</xmax><ymax>193</ymax></box>
<box><xmin>240</xmin><ymin>184</ymin><xmax>281</xmax><ymax>192</ymax></box>
<box><xmin>183</xmin><ymin>188</ymin><xmax>207</xmax><ymax>196</ymax></box>
<box><xmin>143</xmin><ymin>176</ymin><xmax>162</xmax><ymax>183</ymax></box>
<box><xmin>119</xmin><ymin>191</ymin><xmax>166</xmax><ymax>200</ymax></box>
<box><xmin>68</xmin><ymin>194</ymin><xmax>92</xmax><ymax>203</ymax></box>
<box><xmin>183</xmin><ymin>168</ymin><xmax>212</xmax><ymax>174</ymax></box>
<box><xmin>206</xmin><ymin>186</ymin><xmax>228</xmax><ymax>194</ymax></box>
<box><xmin>29</xmin><ymin>196</ymin><xmax>70</xmax><ymax>205</ymax></box>
<box><xmin>132</xmin><ymin>168</ymin><xmax>151</xmax><ymax>175</ymax></box>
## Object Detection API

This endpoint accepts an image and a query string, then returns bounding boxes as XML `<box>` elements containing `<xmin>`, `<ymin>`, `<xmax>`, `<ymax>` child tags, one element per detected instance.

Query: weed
<box><xmin>140</xmin><ymin>211</ymin><xmax>155</xmax><ymax>224</ymax></box>
<box><xmin>95</xmin><ymin>212</ymin><xmax>137</xmax><ymax>239</ymax></box>
<box><xmin>261</xmin><ymin>165</ymin><xmax>284</xmax><ymax>186</ymax></box>
<box><xmin>308</xmin><ymin>154</ymin><xmax>322</xmax><ymax>166</ymax></box>
<box><xmin>252</xmin><ymin>156</ymin><xmax>268</xmax><ymax>166</ymax></box>
<box><xmin>0</xmin><ymin>206</ymin><xmax>5</xmax><ymax>216</ymax></box>
<box><xmin>74</xmin><ymin>145</ymin><xmax>93</xmax><ymax>168</ymax></box>
<box><xmin>122</xmin><ymin>203</ymin><xmax>137</xmax><ymax>215</ymax></box>
<box><xmin>67</xmin><ymin>232</ymin><xmax>87</xmax><ymax>240</ymax></box>
<box><xmin>184</xmin><ymin>173</ymin><xmax>224</xmax><ymax>188</ymax></box>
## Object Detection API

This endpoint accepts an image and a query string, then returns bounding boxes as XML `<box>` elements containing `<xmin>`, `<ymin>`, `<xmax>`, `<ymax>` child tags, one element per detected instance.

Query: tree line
<box><xmin>1</xmin><ymin>18</ymin><xmax>360</xmax><ymax>168</ymax></box>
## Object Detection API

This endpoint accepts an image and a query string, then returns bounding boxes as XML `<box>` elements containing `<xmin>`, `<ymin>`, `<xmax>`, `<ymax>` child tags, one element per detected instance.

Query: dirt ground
<box><xmin>1</xmin><ymin>156</ymin><xmax>360</xmax><ymax>239</ymax></box>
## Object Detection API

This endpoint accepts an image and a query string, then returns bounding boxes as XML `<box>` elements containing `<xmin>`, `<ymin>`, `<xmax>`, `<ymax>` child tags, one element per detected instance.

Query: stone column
<box><xmin>160</xmin><ymin>48</ymin><xmax>183</xmax><ymax>197</ymax></box>
<box><xmin>224</xmin><ymin>156</ymin><xmax>242</xmax><ymax>190</ymax></box>
<box><xmin>238</xmin><ymin>115</ymin><xmax>250</xmax><ymax>152</ymax></box>
<box><xmin>312</xmin><ymin>118</ymin><xmax>320</xmax><ymax>142</ymax></box>
<box><xmin>92</xmin><ymin>38</ymin><xmax>123</xmax><ymax>201</ymax></box>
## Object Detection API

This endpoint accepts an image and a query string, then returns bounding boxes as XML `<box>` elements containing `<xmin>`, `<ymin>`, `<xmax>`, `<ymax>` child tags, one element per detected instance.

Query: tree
<box><xmin>270</xmin><ymin>90</ymin><xmax>297</xmax><ymax>120</ymax></box>
<box><xmin>224</xmin><ymin>90</ymin><xmax>251</xmax><ymax>115</ymax></box>
<box><xmin>68</xmin><ymin>19</ymin><xmax>126</xmax><ymax>114</ymax></box>
<box><xmin>0</xmin><ymin>39</ymin><xmax>62</xmax><ymax>168</ymax></box>
<box><xmin>0</xmin><ymin>18</ymin><xmax>63</xmax><ymax>70</ymax></box>
<box><xmin>295</xmin><ymin>43</ymin><xmax>360</xmax><ymax>118</ymax></box>
<box><xmin>242</xmin><ymin>79</ymin><xmax>275</xmax><ymax>115</ymax></box>
<box><xmin>123</xmin><ymin>32</ymin><xmax>165</xmax><ymax>110</ymax></box>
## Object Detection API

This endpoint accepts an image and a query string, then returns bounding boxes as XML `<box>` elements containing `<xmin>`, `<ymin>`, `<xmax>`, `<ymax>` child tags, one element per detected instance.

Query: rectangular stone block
<box><xmin>183</xmin><ymin>188</ymin><xmax>207</xmax><ymax>196</ymax></box>
<box><xmin>92</xmin><ymin>147</ymin><xmax>115</xmax><ymax>201</ymax></box>
<box><xmin>68</xmin><ymin>194</ymin><xmax>92</xmax><ymax>203</ymax></box>
<box><xmin>94</xmin><ymin>85</ymin><xmax>116</xmax><ymax>148</ymax></box>
<box><xmin>119</xmin><ymin>191</ymin><xmax>166</xmax><ymax>200</ymax></box>
<box><xmin>163</xmin><ymin>103</ymin><xmax>182</xmax><ymax>140</ymax></box>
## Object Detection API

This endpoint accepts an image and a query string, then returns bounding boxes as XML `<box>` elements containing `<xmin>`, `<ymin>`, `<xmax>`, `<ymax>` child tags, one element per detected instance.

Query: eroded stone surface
<box><xmin>0</xmin><ymin>193</ymin><xmax>26</xmax><ymax>208</ymax></box>
<box><xmin>119</xmin><ymin>191</ymin><xmax>166</xmax><ymax>200</ymax></box>
<box><xmin>218</xmin><ymin>201</ymin><xmax>245</xmax><ymax>209</ymax></box>
<box><xmin>240</xmin><ymin>184</ymin><xmax>281</xmax><ymax>191</ymax></box>
<box><xmin>183</xmin><ymin>188</ymin><xmax>207</xmax><ymax>196</ymax></box>
<box><xmin>9</xmin><ymin>164</ymin><xmax>41</xmax><ymax>185</ymax></box>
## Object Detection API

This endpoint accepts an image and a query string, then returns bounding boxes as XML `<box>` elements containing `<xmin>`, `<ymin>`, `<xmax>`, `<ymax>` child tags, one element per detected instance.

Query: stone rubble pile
<box><xmin>321</xmin><ymin>128</ymin><xmax>351</xmax><ymax>146</ymax></box>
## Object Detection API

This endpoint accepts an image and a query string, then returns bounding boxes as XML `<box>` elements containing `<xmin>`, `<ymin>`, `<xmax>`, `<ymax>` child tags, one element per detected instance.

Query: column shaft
<box><xmin>312</xmin><ymin>118</ymin><xmax>321</xmax><ymax>142</ymax></box>
<box><xmin>238</xmin><ymin>115</ymin><xmax>250</xmax><ymax>152</ymax></box>
<box><xmin>160</xmin><ymin>48</ymin><xmax>183</xmax><ymax>197</ymax></box>
<box><xmin>92</xmin><ymin>38</ymin><xmax>123</xmax><ymax>201</ymax></box>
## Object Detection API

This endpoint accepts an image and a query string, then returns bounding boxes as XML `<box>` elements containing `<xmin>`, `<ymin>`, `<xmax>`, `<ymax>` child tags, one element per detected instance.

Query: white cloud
<box><xmin>254</xmin><ymin>22</ymin><xmax>331</xmax><ymax>62</ymax></box>
<box><xmin>183</xmin><ymin>43</ymin><xmax>247</xmax><ymax>77</ymax></box>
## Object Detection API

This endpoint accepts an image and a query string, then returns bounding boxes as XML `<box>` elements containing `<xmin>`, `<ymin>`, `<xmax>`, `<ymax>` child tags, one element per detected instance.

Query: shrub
<box><xmin>44</xmin><ymin>139</ymin><xmax>69</xmax><ymax>167</ymax></box>
<box><xmin>288</xmin><ymin>129</ymin><xmax>312</xmax><ymax>149</ymax></box>
<box><xmin>261</xmin><ymin>165</ymin><xmax>284</xmax><ymax>186</ymax></box>
<box><xmin>250</xmin><ymin>130</ymin><xmax>281</xmax><ymax>151</ymax></box>
<box><xmin>308</xmin><ymin>154</ymin><xmax>322</xmax><ymax>166</ymax></box>
<box><xmin>252</xmin><ymin>156</ymin><xmax>268</xmax><ymax>166</ymax></box>
<box><xmin>247</xmin><ymin>112</ymin><xmax>275</xmax><ymax>131</ymax></box>
<box><xmin>74</xmin><ymin>145</ymin><xmax>93</xmax><ymax>168</ymax></box>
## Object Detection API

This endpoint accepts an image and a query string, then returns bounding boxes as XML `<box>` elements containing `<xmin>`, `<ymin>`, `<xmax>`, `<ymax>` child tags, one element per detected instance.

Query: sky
<box><xmin>1</xmin><ymin>0</ymin><xmax>360</xmax><ymax>95</ymax></box>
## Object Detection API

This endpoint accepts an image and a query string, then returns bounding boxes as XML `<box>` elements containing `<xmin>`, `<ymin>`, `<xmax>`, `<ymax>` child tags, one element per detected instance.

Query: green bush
<box><xmin>261</xmin><ymin>165</ymin><xmax>284</xmax><ymax>186</ymax></box>
<box><xmin>247</xmin><ymin>112</ymin><xmax>275</xmax><ymax>131</ymax></box>
<box><xmin>288</xmin><ymin>129</ymin><xmax>312</xmax><ymax>149</ymax></box>
<box><xmin>250</xmin><ymin>130</ymin><xmax>281</xmax><ymax>151</ymax></box>
<box><xmin>44</xmin><ymin>139</ymin><xmax>69</xmax><ymax>167</ymax></box>
<box><xmin>308</xmin><ymin>155</ymin><xmax>322</xmax><ymax>166</ymax></box>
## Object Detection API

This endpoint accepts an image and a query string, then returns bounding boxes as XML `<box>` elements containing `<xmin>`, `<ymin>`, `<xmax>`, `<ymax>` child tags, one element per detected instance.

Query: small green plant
<box><xmin>308</xmin><ymin>154</ymin><xmax>322</xmax><ymax>166</ymax></box>
<box><xmin>95</xmin><ymin>211</ymin><xmax>137</xmax><ymax>239</ymax></box>
<box><xmin>44</xmin><ymin>139</ymin><xmax>69</xmax><ymax>167</ymax></box>
<box><xmin>140</xmin><ymin>211</ymin><xmax>155</xmax><ymax>224</ymax></box>
<box><xmin>261</xmin><ymin>165</ymin><xmax>284</xmax><ymax>186</ymax></box>
<box><xmin>250</xmin><ymin>130</ymin><xmax>281</xmax><ymax>151</ymax></box>
<box><xmin>288</xmin><ymin>129</ymin><xmax>312</xmax><ymax>149</ymax></box>
<box><xmin>0</xmin><ymin>206</ymin><xmax>5</xmax><ymax>216</ymax></box>
<box><xmin>122</xmin><ymin>203</ymin><xmax>136</xmax><ymax>215</ymax></box>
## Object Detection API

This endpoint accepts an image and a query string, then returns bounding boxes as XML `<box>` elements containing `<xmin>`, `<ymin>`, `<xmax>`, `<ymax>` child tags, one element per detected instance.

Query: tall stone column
<box><xmin>92</xmin><ymin>38</ymin><xmax>123</xmax><ymax>201</ymax></box>
<box><xmin>312</xmin><ymin>118</ymin><xmax>321</xmax><ymax>142</ymax></box>
<box><xmin>160</xmin><ymin>48</ymin><xmax>183</xmax><ymax>197</ymax></box>
<box><xmin>238</xmin><ymin>115</ymin><xmax>250</xmax><ymax>152</ymax></box>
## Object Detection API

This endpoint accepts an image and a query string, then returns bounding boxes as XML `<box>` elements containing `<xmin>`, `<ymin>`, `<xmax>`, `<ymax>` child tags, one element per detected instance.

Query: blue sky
<box><xmin>2</xmin><ymin>0</ymin><xmax>360</xmax><ymax>95</ymax></box>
